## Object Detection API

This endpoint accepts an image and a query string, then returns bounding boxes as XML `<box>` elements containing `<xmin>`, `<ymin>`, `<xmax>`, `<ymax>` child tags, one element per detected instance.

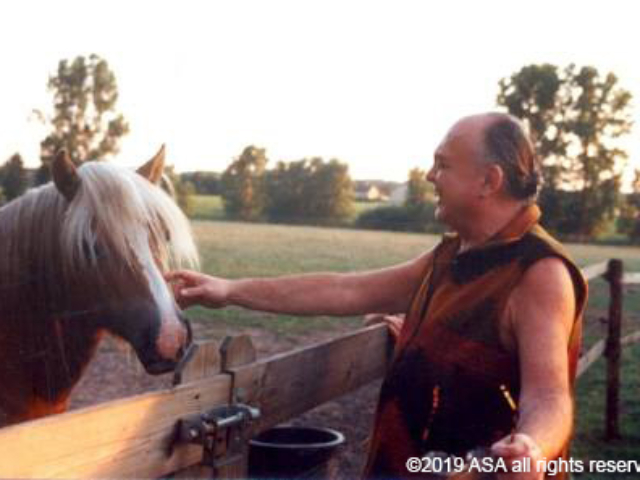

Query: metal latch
<box><xmin>175</xmin><ymin>404</ymin><xmax>261</xmax><ymax>472</ymax></box>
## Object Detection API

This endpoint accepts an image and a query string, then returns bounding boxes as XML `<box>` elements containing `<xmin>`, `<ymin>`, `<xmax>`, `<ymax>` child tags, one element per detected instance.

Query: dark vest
<box><xmin>363</xmin><ymin>204</ymin><xmax>588</xmax><ymax>479</ymax></box>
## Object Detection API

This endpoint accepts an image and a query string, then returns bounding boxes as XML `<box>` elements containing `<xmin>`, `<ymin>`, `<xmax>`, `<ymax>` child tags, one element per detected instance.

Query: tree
<box><xmin>0</xmin><ymin>153</ymin><xmax>28</xmax><ymax>201</ymax></box>
<box><xmin>405</xmin><ymin>168</ymin><xmax>434</xmax><ymax>208</ymax></box>
<box><xmin>497</xmin><ymin>64</ymin><xmax>633</xmax><ymax>238</ymax></box>
<box><xmin>221</xmin><ymin>146</ymin><xmax>268</xmax><ymax>221</ymax></box>
<box><xmin>181</xmin><ymin>171</ymin><xmax>221</xmax><ymax>195</ymax></box>
<box><xmin>164</xmin><ymin>165</ymin><xmax>196</xmax><ymax>216</ymax></box>
<box><xmin>265</xmin><ymin>157</ymin><xmax>354</xmax><ymax>225</ymax></box>
<box><xmin>37</xmin><ymin>54</ymin><xmax>129</xmax><ymax>184</ymax></box>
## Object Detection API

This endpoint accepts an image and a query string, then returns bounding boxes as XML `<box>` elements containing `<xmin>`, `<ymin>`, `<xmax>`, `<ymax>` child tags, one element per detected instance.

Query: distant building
<box><xmin>354</xmin><ymin>182</ymin><xmax>388</xmax><ymax>202</ymax></box>
<box><xmin>388</xmin><ymin>183</ymin><xmax>408</xmax><ymax>205</ymax></box>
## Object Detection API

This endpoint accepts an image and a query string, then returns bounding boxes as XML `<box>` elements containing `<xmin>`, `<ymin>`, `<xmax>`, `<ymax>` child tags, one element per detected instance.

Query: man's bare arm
<box><xmin>492</xmin><ymin>257</ymin><xmax>576</xmax><ymax>474</ymax></box>
<box><xmin>167</xmin><ymin>250</ymin><xmax>433</xmax><ymax>317</ymax></box>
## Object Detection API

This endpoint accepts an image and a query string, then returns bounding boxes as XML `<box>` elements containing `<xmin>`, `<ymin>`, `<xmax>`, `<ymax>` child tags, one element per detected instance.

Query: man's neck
<box><xmin>457</xmin><ymin>202</ymin><xmax>528</xmax><ymax>253</ymax></box>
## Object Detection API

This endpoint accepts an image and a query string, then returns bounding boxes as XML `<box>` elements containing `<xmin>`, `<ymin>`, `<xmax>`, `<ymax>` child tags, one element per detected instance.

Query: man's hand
<box><xmin>491</xmin><ymin>433</ymin><xmax>544</xmax><ymax>480</ymax></box>
<box><xmin>364</xmin><ymin>313</ymin><xmax>405</xmax><ymax>342</ymax></box>
<box><xmin>166</xmin><ymin>270</ymin><xmax>232</xmax><ymax>309</ymax></box>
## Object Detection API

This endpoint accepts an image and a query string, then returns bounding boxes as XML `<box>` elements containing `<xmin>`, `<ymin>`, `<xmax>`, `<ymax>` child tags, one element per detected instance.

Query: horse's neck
<box><xmin>0</xmin><ymin>311</ymin><xmax>103</xmax><ymax>425</ymax></box>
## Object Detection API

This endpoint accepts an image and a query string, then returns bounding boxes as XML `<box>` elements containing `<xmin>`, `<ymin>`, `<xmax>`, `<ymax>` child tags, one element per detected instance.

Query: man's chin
<box><xmin>434</xmin><ymin>207</ymin><xmax>453</xmax><ymax>229</ymax></box>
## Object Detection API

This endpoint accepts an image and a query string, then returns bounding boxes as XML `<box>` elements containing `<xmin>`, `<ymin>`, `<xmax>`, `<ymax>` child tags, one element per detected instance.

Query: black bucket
<box><xmin>248</xmin><ymin>426</ymin><xmax>345</xmax><ymax>479</ymax></box>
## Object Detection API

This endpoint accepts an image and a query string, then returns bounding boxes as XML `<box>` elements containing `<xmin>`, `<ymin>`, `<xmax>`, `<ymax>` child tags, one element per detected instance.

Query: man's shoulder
<box><xmin>518</xmin><ymin>256</ymin><xmax>575</xmax><ymax>293</ymax></box>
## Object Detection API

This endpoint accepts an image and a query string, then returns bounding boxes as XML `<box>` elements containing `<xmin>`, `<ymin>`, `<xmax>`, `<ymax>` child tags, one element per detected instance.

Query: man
<box><xmin>168</xmin><ymin>113</ymin><xmax>587</xmax><ymax>480</ymax></box>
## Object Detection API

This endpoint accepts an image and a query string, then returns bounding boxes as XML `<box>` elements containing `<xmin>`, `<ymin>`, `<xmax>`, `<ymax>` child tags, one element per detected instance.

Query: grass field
<box><xmin>186</xmin><ymin>218</ymin><xmax>640</xmax><ymax>476</ymax></box>
<box><xmin>190</xmin><ymin>194</ymin><xmax>225</xmax><ymax>220</ymax></box>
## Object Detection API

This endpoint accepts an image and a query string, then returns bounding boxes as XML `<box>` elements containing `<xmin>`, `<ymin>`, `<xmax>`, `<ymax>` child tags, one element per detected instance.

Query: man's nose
<box><xmin>426</xmin><ymin>168</ymin><xmax>435</xmax><ymax>183</ymax></box>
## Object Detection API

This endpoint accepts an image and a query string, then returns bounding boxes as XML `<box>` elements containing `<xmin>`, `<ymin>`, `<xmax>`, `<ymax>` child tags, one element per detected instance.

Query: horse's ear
<box><xmin>51</xmin><ymin>150</ymin><xmax>80</xmax><ymax>202</ymax></box>
<box><xmin>137</xmin><ymin>144</ymin><xmax>166</xmax><ymax>184</ymax></box>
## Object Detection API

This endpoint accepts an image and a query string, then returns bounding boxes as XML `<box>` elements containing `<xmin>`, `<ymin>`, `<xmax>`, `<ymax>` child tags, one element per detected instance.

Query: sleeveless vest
<box><xmin>363</xmin><ymin>204</ymin><xmax>588</xmax><ymax>479</ymax></box>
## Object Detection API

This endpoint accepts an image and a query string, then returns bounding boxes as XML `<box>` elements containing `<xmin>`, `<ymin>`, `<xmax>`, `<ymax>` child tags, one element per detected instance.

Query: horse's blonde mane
<box><xmin>64</xmin><ymin>162</ymin><xmax>199</xmax><ymax>275</ymax></box>
<box><xmin>0</xmin><ymin>162</ymin><xmax>198</xmax><ymax>302</ymax></box>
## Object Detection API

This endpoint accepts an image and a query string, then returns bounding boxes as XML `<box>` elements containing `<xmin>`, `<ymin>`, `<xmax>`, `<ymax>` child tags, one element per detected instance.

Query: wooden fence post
<box><xmin>604</xmin><ymin>258</ymin><xmax>623</xmax><ymax>440</ymax></box>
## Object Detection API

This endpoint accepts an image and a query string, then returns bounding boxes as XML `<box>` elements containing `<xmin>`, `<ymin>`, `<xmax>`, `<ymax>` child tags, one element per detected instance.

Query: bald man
<box><xmin>168</xmin><ymin>113</ymin><xmax>587</xmax><ymax>480</ymax></box>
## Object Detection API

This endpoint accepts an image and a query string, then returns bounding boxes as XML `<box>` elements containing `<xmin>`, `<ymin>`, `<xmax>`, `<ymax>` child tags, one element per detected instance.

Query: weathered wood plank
<box><xmin>232</xmin><ymin>324</ymin><xmax>392</xmax><ymax>432</ymax></box>
<box><xmin>169</xmin><ymin>340</ymin><xmax>224</xmax><ymax>479</ymax></box>
<box><xmin>575</xmin><ymin>330</ymin><xmax>640</xmax><ymax>380</ymax></box>
<box><xmin>215</xmin><ymin>335</ymin><xmax>259</xmax><ymax>479</ymax></box>
<box><xmin>581</xmin><ymin>261</ymin><xmax>608</xmax><ymax>282</ymax></box>
<box><xmin>0</xmin><ymin>327</ymin><xmax>392</xmax><ymax>479</ymax></box>
<box><xmin>0</xmin><ymin>374</ymin><xmax>231</xmax><ymax>479</ymax></box>
<box><xmin>604</xmin><ymin>259</ymin><xmax>623</xmax><ymax>440</ymax></box>
<box><xmin>577</xmin><ymin>339</ymin><xmax>606</xmax><ymax>379</ymax></box>
<box><xmin>178</xmin><ymin>341</ymin><xmax>221</xmax><ymax>383</ymax></box>
<box><xmin>220</xmin><ymin>334</ymin><xmax>257</xmax><ymax>371</ymax></box>
<box><xmin>623</xmin><ymin>272</ymin><xmax>640</xmax><ymax>285</ymax></box>
<box><xmin>621</xmin><ymin>330</ymin><xmax>640</xmax><ymax>348</ymax></box>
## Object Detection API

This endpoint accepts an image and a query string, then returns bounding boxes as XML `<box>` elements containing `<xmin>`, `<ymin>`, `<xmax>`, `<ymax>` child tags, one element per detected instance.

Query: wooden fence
<box><xmin>575</xmin><ymin>259</ymin><xmax>640</xmax><ymax>440</ymax></box>
<box><xmin>0</xmin><ymin>258</ymin><xmax>637</xmax><ymax>478</ymax></box>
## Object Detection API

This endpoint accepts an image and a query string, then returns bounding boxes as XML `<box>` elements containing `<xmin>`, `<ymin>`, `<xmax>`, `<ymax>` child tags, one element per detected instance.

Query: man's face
<box><xmin>426</xmin><ymin>118</ymin><xmax>489</xmax><ymax>229</ymax></box>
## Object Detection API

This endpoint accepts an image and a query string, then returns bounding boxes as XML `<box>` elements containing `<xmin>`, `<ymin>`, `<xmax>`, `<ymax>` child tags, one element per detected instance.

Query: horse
<box><xmin>0</xmin><ymin>147</ymin><xmax>199</xmax><ymax>427</ymax></box>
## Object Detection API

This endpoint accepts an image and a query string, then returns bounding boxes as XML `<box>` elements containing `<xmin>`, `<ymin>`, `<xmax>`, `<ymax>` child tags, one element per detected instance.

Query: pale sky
<box><xmin>1</xmin><ymin>0</ymin><xmax>638</xmax><ymax>183</ymax></box>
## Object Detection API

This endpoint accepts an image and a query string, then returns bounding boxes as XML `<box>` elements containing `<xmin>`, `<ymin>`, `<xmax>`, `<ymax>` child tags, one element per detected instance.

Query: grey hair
<box><xmin>481</xmin><ymin>114</ymin><xmax>542</xmax><ymax>201</ymax></box>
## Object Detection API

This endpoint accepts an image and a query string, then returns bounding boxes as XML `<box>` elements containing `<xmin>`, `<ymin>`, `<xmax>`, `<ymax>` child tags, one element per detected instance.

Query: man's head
<box><xmin>426</xmin><ymin>112</ymin><xmax>540</xmax><ymax>230</ymax></box>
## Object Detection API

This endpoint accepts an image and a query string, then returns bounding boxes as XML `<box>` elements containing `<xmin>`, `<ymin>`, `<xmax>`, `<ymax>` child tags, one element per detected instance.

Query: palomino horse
<box><xmin>0</xmin><ymin>147</ymin><xmax>199</xmax><ymax>426</ymax></box>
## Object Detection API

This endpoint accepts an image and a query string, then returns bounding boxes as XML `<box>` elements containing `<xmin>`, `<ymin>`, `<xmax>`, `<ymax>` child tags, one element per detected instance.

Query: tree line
<box><xmin>219</xmin><ymin>146</ymin><xmax>354</xmax><ymax>225</ymax></box>
<box><xmin>1</xmin><ymin>53</ymin><xmax>639</xmax><ymax>243</ymax></box>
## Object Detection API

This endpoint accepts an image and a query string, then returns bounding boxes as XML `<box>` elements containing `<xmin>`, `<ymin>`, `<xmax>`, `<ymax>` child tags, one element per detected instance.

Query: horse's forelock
<box><xmin>61</xmin><ymin>162</ymin><xmax>199</xmax><ymax>278</ymax></box>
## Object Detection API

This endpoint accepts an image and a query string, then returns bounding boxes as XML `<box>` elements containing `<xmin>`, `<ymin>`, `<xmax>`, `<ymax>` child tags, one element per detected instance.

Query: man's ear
<box><xmin>481</xmin><ymin>164</ymin><xmax>505</xmax><ymax>198</ymax></box>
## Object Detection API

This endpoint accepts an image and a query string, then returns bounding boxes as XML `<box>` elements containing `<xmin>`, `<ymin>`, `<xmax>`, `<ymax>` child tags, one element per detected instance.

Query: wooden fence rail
<box><xmin>576</xmin><ymin>258</ymin><xmax>640</xmax><ymax>440</ymax></box>
<box><xmin>0</xmin><ymin>258</ymin><xmax>637</xmax><ymax>478</ymax></box>
<box><xmin>0</xmin><ymin>326</ymin><xmax>391</xmax><ymax>479</ymax></box>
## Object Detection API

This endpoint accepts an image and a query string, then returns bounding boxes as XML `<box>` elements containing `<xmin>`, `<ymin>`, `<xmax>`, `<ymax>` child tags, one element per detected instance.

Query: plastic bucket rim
<box><xmin>249</xmin><ymin>426</ymin><xmax>345</xmax><ymax>450</ymax></box>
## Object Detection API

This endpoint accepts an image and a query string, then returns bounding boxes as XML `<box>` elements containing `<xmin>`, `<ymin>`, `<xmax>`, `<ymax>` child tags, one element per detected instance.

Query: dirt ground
<box><xmin>70</xmin><ymin>322</ymin><xmax>380</xmax><ymax>479</ymax></box>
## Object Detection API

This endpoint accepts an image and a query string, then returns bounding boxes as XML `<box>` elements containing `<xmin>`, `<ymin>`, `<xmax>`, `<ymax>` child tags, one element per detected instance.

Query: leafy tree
<box><xmin>181</xmin><ymin>171</ymin><xmax>221</xmax><ymax>195</ymax></box>
<box><xmin>266</xmin><ymin>157</ymin><xmax>354</xmax><ymax>225</ymax></box>
<box><xmin>405</xmin><ymin>168</ymin><xmax>434</xmax><ymax>208</ymax></box>
<box><xmin>0</xmin><ymin>186</ymin><xmax>5</xmax><ymax>206</ymax></box>
<box><xmin>0</xmin><ymin>153</ymin><xmax>28</xmax><ymax>201</ymax></box>
<box><xmin>37</xmin><ymin>54</ymin><xmax>129</xmax><ymax>184</ymax></box>
<box><xmin>164</xmin><ymin>165</ymin><xmax>195</xmax><ymax>216</ymax></box>
<box><xmin>498</xmin><ymin>64</ymin><xmax>633</xmax><ymax>238</ymax></box>
<box><xmin>221</xmin><ymin>146</ymin><xmax>268</xmax><ymax>221</ymax></box>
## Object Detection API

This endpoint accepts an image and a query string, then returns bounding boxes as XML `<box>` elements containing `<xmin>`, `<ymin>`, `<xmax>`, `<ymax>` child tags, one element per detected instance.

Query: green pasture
<box><xmin>190</xmin><ymin>195</ymin><xmax>225</xmax><ymax>220</ymax></box>
<box><xmin>186</xmin><ymin>219</ymin><xmax>640</xmax><ymax>475</ymax></box>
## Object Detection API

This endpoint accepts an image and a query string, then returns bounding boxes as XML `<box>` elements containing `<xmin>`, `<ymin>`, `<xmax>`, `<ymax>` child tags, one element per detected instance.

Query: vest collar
<box><xmin>444</xmin><ymin>203</ymin><xmax>541</xmax><ymax>255</ymax></box>
<box><xmin>443</xmin><ymin>204</ymin><xmax>541</xmax><ymax>284</ymax></box>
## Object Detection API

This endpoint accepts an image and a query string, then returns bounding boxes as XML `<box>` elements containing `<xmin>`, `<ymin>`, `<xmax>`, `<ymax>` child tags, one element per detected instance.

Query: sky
<box><xmin>0</xmin><ymin>0</ymin><xmax>638</xmax><ymax>183</ymax></box>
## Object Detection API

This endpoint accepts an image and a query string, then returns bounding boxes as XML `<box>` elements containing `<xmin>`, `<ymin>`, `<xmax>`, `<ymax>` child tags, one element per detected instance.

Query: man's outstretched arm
<box><xmin>167</xmin><ymin>250</ymin><xmax>433</xmax><ymax>317</ymax></box>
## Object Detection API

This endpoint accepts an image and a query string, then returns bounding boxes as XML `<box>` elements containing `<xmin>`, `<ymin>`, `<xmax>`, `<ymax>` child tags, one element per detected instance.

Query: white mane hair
<box><xmin>0</xmin><ymin>161</ymin><xmax>198</xmax><ymax>318</ymax></box>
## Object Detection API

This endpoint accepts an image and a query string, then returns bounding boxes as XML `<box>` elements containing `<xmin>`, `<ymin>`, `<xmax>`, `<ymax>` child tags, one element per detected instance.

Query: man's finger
<box><xmin>180</xmin><ymin>286</ymin><xmax>207</xmax><ymax>298</ymax></box>
<box><xmin>491</xmin><ymin>440</ymin><xmax>528</xmax><ymax>458</ymax></box>
<box><xmin>165</xmin><ymin>270</ymin><xmax>197</xmax><ymax>282</ymax></box>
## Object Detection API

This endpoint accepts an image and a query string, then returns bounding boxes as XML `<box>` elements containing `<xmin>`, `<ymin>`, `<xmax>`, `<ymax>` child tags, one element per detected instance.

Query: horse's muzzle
<box><xmin>143</xmin><ymin>316</ymin><xmax>194</xmax><ymax>375</ymax></box>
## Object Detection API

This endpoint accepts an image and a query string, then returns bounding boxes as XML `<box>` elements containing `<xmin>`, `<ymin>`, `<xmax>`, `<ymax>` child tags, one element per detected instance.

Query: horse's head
<box><xmin>50</xmin><ymin>148</ymin><xmax>199</xmax><ymax>375</ymax></box>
